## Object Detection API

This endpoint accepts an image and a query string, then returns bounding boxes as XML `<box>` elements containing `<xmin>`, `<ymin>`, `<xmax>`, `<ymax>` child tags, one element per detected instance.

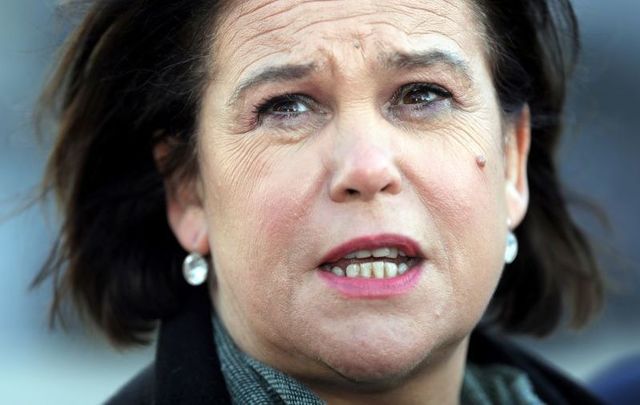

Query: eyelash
<box><xmin>252</xmin><ymin>94</ymin><xmax>315</xmax><ymax>124</ymax></box>
<box><xmin>390</xmin><ymin>83</ymin><xmax>452</xmax><ymax>107</ymax></box>
<box><xmin>250</xmin><ymin>82</ymin><xmax>453</xmax><ymax>127</ymax></box>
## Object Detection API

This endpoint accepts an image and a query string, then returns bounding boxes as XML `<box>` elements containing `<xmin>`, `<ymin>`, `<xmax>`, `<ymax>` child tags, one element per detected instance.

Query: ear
<box><xmin>153</xmin><ymin>142</ymin><xmax>210</xmax><ymax>255</ymax></box>
<box><xmin>504</xmin><ymin>105</ymin><xmax>531</xmax><ymax>229</ymax></box>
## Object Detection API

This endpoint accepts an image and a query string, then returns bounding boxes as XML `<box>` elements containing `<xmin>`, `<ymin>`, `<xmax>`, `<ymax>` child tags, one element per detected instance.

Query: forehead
<box><xmin>212</xmin><ymin>0</ymin><xmax>487</xmax><ymax>83</ymax></box>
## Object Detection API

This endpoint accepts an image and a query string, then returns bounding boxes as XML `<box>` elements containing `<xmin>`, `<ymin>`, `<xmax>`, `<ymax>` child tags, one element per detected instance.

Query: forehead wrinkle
<box><xmin>219</xmin><ymin>0</ymin><xmax>480</xmax><ymax>55</ymax></box>
<box><xmin>216</xmin><ymin>3</ymin><xmax>346</xmax><ymax>75</ymax></box>
<box><xmin>381</xmin><ymin>1</ymin><xmax>469</xmax><ymax>28</ymax></box>
<box><xmin>214</xmin><ymin>1</ymin><xmax>295</xmax><ymax>62</ymax></box>
<box><xmin>224</xmin><ymin>48</ymin><xmax>290</xmax><ymax>90</ymax></box>
<box><xmin>234</xmin><ymin>0</ymin><xmax>281</xmax><ymax>19</ymax></box>
<box><xmin>290</xmin><ymin>10</ymin><xmax>380</xmax><ymax>35</ymax></box>
<box><xmin>225</xmin><ymin>0</ymin><xmax>349</xmax><ymax>46</ymax></box>
<box><xmin>216</xmin><ymin>0</ymin><xmax>489</xmax><ymax>103</ymax></box>
<box><xmin>259</xmin><ymin>0</ymin><xmax>343</xmax><ymax>21</ymax></box>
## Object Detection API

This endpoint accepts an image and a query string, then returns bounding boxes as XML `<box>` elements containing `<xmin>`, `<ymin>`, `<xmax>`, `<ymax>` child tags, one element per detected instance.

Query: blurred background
<box><xmin>1</xmin><ymin>0</ymin><xmax>638</xmax><ymax>403</ymax></box>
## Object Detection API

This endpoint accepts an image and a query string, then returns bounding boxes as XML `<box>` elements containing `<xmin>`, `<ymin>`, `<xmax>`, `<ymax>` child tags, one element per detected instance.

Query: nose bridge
<box><xmin>328</xmin><ymin>111</ymin><xmax>402</xmax><ymax>202</ymax></box>
<box><xmin>338</xmin><ymin>112</ymin><xmax>390</xmax><ymax>158</ymax></box>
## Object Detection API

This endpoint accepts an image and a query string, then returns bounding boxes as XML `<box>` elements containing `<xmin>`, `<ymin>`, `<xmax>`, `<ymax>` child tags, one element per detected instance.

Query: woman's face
<box><xmin>181</xmin><ymin>0</ymin><xmax>528</xmax><ymax>388</ymax></box>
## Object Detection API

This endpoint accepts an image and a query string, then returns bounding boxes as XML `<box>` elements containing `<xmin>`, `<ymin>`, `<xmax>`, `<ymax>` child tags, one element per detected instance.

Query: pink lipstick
<box><xmin>317</xmin><ymin>234</ymin><xmax>425</xmax><ymax>298</ymax></box>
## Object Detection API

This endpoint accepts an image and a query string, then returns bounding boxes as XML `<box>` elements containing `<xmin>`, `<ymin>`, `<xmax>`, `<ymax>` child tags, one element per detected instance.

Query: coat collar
<box><xmin>154</xmin><ymin>286</ymin><xmax>231</xmax><ymax>405</ymax></box>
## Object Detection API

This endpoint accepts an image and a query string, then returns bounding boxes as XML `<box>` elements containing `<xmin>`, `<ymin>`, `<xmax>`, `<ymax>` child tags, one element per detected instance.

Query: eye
<box><xmin>250</xmin><ymin>93</ymin><xmax>327</xmax><ymax>133</ymax></box>
<box><xmin>387</xmin><ymin>83</ymin><xmax>453</xmax><ymax>123</ymax></box>
<box><xmin>392</xmin><ymin>83</ymin><xmax>451</xmax><ymax>107</ymax></box>
<box><xmin>256</xmin><ymin>94</ymin><xmax>311</xmax><ymax>119</ymax></box>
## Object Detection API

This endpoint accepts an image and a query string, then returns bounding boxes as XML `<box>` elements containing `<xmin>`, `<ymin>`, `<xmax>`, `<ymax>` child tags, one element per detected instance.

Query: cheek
<box><xmin>406</xmin><ymin>134</ymin><xmax>504</xmax><ymax>232</ymax></box>
<box><xmin>218</xmin><ymin>147</ymin><xmax>321</xmax><ymax>262</ymax></box>
<box><xmin>406</xmin><ymin>130</ymin><xmax>507</xmax><ymax>317</ymax></box>
<box><xmin>201</xmin><ymin>139</ymin><xmax>320</xmax><ymax>302</ymax></box>
<box><xmin>202</xmin><ymin>141</ymin><xmax>330</xmax><ymax>353</ymax></box>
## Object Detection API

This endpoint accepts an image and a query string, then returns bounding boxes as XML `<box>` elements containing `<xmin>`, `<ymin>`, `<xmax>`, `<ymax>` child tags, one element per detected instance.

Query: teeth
<box><xmin>360</xmin><ymin>262</ymin><xmax>372</xmax><ymax>278</ymax></box>
<box><xmin>372</xmin><ymin>248</ymin><xmax>390</xmax><ymax>258</ymax></box>
<box><xmin>332</xmin><ymin>267</ymin><xmax>345</xmax><ymax>276</ymax></box>
<box><xmin>384</xmin><ymin>262</ymin><xmax>398</xmax><ymax>277</ymax></box>
<box><xmin>360</xmin><ymin>263</ymin><xmax>373</xmax><ymax>278</ymax></box>
<box><xmin>346</xmin><ymin>264</ymin><xmax>360</xmax><ymax>278</ymax></box>
<box><xmin>346</xmin><ymin>247</ymin><xmax>405</xmax><ymax>260</ymax></box>
<box><xmin>371</xmin><ymin>247</ymin><xmax>399</xmax><ymax>259</ymax></box>
<box><xmin>373</xmin><ymin>261</ymin><xmax>384</xmax><ymax>278</ymax></box>
<box><xmin>373</xmin><ymin>262</ymin><xmax>385</xmax><ymax>279</ymax></box>
<box><xmin>328</xmin><ymin>260</ymin><xmax>412</xmax><ymax>279</ymax></box>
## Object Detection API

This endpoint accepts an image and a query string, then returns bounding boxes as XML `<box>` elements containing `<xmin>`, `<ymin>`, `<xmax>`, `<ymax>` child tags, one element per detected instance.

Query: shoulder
<box><xmin>105</xmin><ymin>290</ymin><xmax>232</xmax><ymax>404</ymax></box>
<box><xmin>103</xmin><ymin>358</ymin><xmax>232</xmax><ymax>405</ymax></box>
<box><xmin>104</xmin><ymin>364</ymin><xmax>155</xmax><ymax>405</ymax></box>
<box><xmin>468</xmin><ymin>328</ymin><xmax>603</xmax><ymax>405</ymax></box>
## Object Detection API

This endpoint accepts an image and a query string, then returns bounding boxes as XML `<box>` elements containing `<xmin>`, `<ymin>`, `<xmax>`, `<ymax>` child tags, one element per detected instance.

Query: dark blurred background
<box><xmin>1</xmin><ymin>1</ymin><xmax>638</xmax><ymax>403</ymax></box>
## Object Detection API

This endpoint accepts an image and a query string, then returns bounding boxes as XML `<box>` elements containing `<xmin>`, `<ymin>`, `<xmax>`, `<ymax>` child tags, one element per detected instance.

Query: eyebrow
<box><xmin>380</xmin><ymin>50</ymin><xmax>472</xmax><ymax>81</ymax></box>
<box><xmin>226</xmin><ymin>50</ymin><xmax>472</xmax><ymax>107</ymax></box>
<box><xmin>227</xmin><ymin>63</ymin><xmax>317</xmax><ymax>107</ymax></box>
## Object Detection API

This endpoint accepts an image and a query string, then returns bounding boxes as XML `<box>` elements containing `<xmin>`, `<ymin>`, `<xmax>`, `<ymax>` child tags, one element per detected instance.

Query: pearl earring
<box><xmin>505</xmin><ymin>231</ymin><xmax>518</xmax><ymax>264</ymax></box>
<box><xmin>183</xmin><ymin>252</ymin><xmax>208</xmax><ymax>286</ymax></box>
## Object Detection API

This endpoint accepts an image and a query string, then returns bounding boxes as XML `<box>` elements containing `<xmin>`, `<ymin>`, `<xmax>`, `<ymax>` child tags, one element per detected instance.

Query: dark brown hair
<box><xmin>35</xmin><ymin>0</ymin><xmax>603</xmax><ymax>345</ymax></box>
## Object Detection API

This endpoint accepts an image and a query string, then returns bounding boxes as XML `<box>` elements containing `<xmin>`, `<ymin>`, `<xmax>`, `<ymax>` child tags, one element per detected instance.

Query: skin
<box><xmin>162</xmin><ymin>0</ymin><xmax>531</xmax><ymax>403</ymax></box>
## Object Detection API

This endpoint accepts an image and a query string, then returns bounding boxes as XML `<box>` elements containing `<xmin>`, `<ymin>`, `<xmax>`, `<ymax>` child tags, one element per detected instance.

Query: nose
<box><xmin>328</xmin><ymin>131</ymin><xmax>402</xmax><ymax>202</ymax></box>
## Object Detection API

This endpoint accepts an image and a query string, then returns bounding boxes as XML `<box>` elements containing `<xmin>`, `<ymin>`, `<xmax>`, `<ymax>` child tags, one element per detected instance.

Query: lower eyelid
<box><xmin>387</xmin><ymin>98</ymin><xmax>452</xmax><ymax>120</ymax></box>
<box><xmin>395</xmin><ymin>98</ymin><xmax>448</xmax><ymax>110</ymax></box>
<box><xmin>261</xmin><ymin>111</ymin><xmax>316</xmax><ymax>129</ymax></box>
<box><xmin>267</xmin><ymin>110</ymin><xmax>309</xmax><ymax>120</ymax></box>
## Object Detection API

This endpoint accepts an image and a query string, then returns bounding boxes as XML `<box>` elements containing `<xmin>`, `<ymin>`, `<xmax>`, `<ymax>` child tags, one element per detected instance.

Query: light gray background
<box><xmin>1</xmin><ymin>1</ymin><xmax>638</xmax><ymax>404</ymax></box>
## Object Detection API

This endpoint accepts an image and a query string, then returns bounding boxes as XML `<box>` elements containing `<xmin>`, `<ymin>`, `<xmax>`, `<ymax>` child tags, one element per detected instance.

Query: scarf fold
<box><xmin>213</xmin><ymin>317</ymin><xmax>325</xmax><ymax>404</ymax></box>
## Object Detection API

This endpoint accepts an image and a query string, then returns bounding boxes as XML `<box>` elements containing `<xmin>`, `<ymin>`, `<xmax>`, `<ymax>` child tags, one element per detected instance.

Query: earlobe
<box><xmin>505</xmin><ymin>105</ymin><xmax>531</xmax><ymax>228</ymax></box>
<box><xmin>167</xmin><ymin>201</ymin><xmax>210</xmax><ymax>255</ymax></box>
<box><xmin>153</xmin><ymin>141</ymin><xmax>210</xmax><ymax>255</ymax></box>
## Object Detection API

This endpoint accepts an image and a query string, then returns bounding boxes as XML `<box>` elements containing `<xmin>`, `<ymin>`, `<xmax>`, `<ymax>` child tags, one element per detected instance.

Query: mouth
<box><xmin>318</xmin><ymin>234</ymin><xmax>425</xmax><ymax>280</ymax></box>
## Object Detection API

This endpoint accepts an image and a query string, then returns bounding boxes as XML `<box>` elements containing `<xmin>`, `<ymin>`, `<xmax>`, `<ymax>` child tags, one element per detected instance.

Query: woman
<box><xmin>36</xmin><ymin>0</ymin><xmax>604</xmax><ymax>403</ymax></box>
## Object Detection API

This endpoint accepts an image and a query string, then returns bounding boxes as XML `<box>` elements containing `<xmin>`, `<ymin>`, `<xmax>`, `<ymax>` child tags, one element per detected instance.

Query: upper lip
<box><xmin>318</xmin><ymin>234</ymin><xmax>425</xmax><ymax>265</ymax></box>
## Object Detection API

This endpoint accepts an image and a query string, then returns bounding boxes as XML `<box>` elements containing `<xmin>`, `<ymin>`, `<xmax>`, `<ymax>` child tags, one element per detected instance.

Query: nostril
<box><xmin>328</xmin><ymin>155</ymin><xmax>402</xmax><ymax>201</ymax></box>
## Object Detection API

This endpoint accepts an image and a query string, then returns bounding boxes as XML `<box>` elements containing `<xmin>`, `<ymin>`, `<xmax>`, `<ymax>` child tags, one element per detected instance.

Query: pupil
<box><xmin>274</xmin><ymin>100</ymin><xmax>301</xmax><ymax>113</ymax></box>
<box><xmin>404</xmin><ymin>88</ymin><xmax>433</xmax><ymax>104</ymax></box>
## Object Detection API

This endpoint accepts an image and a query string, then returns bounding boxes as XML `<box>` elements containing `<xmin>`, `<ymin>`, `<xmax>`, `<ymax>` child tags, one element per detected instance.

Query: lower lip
<box><xmin>317</xmin><ymin>263</ymin><xmax>423</xmax><ymax>299</ymax></box>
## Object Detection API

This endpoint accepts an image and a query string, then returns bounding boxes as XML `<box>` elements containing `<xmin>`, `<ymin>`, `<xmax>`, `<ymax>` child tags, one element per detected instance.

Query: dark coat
<box><xmin>106</xmin><ymin>287</ymin><xmax>603</xmax><ymax>405</ymax></box>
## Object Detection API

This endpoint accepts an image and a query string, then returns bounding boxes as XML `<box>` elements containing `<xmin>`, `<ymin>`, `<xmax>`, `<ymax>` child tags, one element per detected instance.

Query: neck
<box><xmin>305</xmin><ymin>336</ymin><xmax>469</xmax><ymax>405</ymax></box>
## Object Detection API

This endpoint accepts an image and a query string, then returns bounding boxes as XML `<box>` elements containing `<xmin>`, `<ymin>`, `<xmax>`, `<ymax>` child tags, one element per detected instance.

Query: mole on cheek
<box><xmin>475</xmin><ymin>155</ymin><xmax>487</xmax><ymax>168</ymax></box>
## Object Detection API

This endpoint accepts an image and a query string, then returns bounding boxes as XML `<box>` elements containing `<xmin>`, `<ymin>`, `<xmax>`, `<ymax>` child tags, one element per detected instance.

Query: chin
<box><xmin>327</xmin><ymin>352</ymin><xmax>423</xmax><ymax>387</ymax></box>
<box><xmin>309</xmin><ymin>321</ymin><xmax>443</xmax><ymax>388</ymax></box>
